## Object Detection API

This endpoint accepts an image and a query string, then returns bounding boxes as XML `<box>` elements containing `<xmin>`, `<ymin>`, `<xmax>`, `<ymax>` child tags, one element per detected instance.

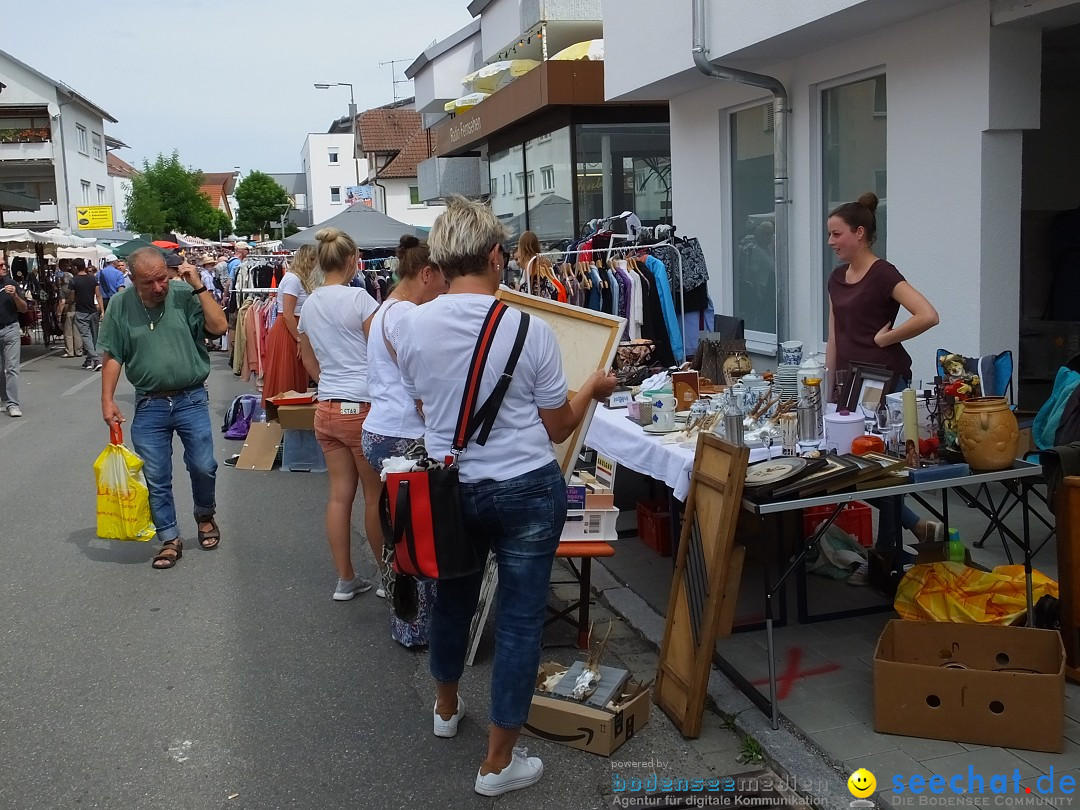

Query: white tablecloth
<box><xmin>584</xmin><ymin>405</ymin><xmax>768</xmax><ymax>502</ymax></box>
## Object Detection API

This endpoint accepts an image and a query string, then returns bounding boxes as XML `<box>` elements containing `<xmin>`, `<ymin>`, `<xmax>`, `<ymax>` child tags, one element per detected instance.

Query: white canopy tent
<box><xmin>0</xmin><ymin>227</ymin><xmax>98</xmax><ymax>255</ymax></box>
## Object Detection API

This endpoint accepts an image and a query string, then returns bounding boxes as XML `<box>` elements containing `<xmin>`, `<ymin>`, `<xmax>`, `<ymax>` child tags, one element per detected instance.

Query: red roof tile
<box><xmin>357</xmin><ymin>108</ymin><xmax>423</xmax><ymax>153</ymax></box>
<box><xmin>107</xmin><ymin>152</ymin><xmax>138</xmax><ymax>178</ymax></box>
<box><xmin>380</xmin><ymin>127</ymin><xmax>433</xmax><ymax>179</ymax></box>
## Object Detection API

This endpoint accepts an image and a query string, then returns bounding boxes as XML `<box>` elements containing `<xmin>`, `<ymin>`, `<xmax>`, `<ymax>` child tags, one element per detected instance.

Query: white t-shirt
<box><xmin>298</xmin><ymin>285</ymin><xmax>378</xmax><ymax>402</ymax></box>
<box><xmin>364</xmin><ymin>299</ymin><xmax>425</xmax><ymax>439</ymax></box>
<box><xmin>397</xmin><ymin>293</ymin><xmax>568</xmax><ymax>483</ymax></box>
<box><xmin>276</xmin><ymin>271</ymin><xmax>309</xmax><ymax>314</ymax></box>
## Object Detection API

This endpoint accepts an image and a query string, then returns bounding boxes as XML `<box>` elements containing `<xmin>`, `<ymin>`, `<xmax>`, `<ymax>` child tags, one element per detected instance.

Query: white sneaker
<box><xmin>474</xmin><ymin>747</ymin><xmax>544</xmax><ymax>797</ymax></box>
<box><xmin>433</xmin><ymin>695</ymin><xmax>465</xmax><ymax>738</ymax></box>
<box><xmin>6</xmin><ymin>405</ymin><xmax>22</xmax><ymax>418</ymax></box>
<box><xmin>332</xmin><ymin>576</ymin><xmax>371</xmax><ymax>601</ymax></box>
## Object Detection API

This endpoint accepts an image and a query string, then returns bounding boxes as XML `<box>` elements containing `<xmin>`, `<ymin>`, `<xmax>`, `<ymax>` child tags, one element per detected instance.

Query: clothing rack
<box><xmin>538</xmin><ymin>239</ymin><xmax>688</xmax><ymax>357</ymax></box>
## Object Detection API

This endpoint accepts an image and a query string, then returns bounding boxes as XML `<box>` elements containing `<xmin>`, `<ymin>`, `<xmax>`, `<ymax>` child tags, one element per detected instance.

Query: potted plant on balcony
<box><xmin>0</xmin><ymin>129</ymin><xmax>18</xmax><ymax>144</ymax></box>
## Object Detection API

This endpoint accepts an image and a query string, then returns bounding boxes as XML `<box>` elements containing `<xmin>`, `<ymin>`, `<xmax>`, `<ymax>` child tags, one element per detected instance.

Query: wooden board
<box><xmin>1059</xmin><ymin>477</ymin><xmax>1080</xmax><ymax>674</ymax></box>
<box><xmin>496</xmin><ymin>288</ymin><xmax>625</xmax><ymax>479</ymax></box>
<box><xmin>655</xmin><ymin>434</ymin><xmax>750</xmax><ymax>738</ymax></box>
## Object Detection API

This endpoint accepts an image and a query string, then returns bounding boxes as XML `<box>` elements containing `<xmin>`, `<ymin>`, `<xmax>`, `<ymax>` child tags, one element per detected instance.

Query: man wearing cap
<box><xmin>0</xmin><ymin>255</ymin><xmax>28</xmax><ymax>417</ymax></box>
<box><xmin>98</xmin><ymin>254</ymin><xmax>127</xmax><ymax>310</ymax></box>
<box><xmin>99</xmin><ymin>247</ymin><xmax>228</xmax><ymax>570</ymax></box>
<box><xmin>164</xmin><ymin>253</ymin><xmax>183</xmax><ymax>279</ymax></box>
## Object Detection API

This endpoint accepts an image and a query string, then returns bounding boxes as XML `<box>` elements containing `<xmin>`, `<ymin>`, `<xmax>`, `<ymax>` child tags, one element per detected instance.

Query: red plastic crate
<box><xmin>636</xmin><ymin>499</ymin><xmax>672</xmax><ymax>557</ymax></box>
<box><xmin>802</xmin><ymin>501</ymin><xmax>873</xmax><ymax>547</ymax></box>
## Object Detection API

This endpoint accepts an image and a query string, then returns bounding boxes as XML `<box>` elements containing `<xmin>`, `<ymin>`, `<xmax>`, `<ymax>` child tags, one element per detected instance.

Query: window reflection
<box><xmin>575</xmin><ymin>124</ymin><xmax>671</xmax><ymax>229</ymax></box>
<box><xmin>731</xmin><ymin>103</ymin><xmax>776</xmax><ymax>335</ymax></box>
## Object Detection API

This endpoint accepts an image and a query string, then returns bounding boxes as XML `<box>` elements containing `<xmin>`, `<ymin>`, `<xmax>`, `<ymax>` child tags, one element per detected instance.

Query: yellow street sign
<box><xmin>75</xmin><ymin>205</ymin><xmax>114</xmax><ymax>230</ymax></box>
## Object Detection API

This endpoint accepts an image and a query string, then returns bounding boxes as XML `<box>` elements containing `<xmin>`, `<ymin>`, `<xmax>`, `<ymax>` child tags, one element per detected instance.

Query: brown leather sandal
<box><xmin>197</xmin><ymin>518</ymin><xmax>220</xmax><ymax>550</ymax></box>
<box><xmin>152</xmin><ymin>539</ymin><xmax>183</xmax><ymax>569</ymax></box>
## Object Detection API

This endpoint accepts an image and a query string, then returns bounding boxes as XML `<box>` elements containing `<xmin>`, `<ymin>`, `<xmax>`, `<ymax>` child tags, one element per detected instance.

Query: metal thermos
<box><xmin>724</xmin><ymin>413</ymin><xmax>745</xmax><ymax>446</ymax></box>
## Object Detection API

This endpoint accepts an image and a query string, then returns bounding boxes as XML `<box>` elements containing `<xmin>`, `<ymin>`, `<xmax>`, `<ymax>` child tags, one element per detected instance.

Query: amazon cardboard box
<box><xmin>266</xmin><ymin>390</ymin><xmax>317</xmax><ymax>431</ymax></box>
<box><xmin>523</xmin><ymin>662</ymin><xmax>650</xmax><ymax>756</ymax></box>
<box><xmin>874</xmin><ymin>620</ymin><xmax>1064</xmax><ymax>752</ymax></box>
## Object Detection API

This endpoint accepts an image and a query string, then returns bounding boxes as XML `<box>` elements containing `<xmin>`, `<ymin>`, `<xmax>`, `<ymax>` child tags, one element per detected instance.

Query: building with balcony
<box><xmin>406</xmin><ymin>0</ymin><xmax>671</xmax><ymax>243</ymax></box>
<box><xmin>0</xmin><ymin>48</ymin><xmax>118</xmax><ymax>231</ymax></box>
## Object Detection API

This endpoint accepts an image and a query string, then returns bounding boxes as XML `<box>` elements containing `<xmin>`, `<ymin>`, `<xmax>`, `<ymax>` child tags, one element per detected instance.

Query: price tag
<box><xmin>339</xmin><ymin>402</ymin><xmax>360</xmax><ymax>415</ymax></box>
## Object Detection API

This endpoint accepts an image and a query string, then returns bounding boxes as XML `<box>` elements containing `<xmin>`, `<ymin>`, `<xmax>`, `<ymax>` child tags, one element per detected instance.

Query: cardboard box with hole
<box><xmin>522</xmin><ymin>662</ymin><xmax>651</xmax><ymax>756</ymax></box>
<box><xmin>874</xmin><ymin>619</ymin><xmax>1065</xmax><ymax>752</ymax></box>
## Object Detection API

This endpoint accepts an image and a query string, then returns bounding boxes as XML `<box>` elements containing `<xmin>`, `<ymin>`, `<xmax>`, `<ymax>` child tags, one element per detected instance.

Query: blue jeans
<box><xmin>130</xmin><ymin>385</ymin><xmax>217</xmax><ymax>543</ymax></box>
<box><xmin>428</xmin><ymin>460</ymin><xmax>566</xmax><ymax>729</ymax></box>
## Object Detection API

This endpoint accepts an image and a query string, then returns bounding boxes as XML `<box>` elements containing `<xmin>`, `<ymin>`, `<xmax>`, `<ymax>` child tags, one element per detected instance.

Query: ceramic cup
<box><xmin>651</xmin><ymin>393</ymin><xmax>677</xmax><ymax>430</ymax></box>
<box><xmin>780</xmin><ymin>340</ymin><xmax>803</xmax><ymax>366</ymax></box>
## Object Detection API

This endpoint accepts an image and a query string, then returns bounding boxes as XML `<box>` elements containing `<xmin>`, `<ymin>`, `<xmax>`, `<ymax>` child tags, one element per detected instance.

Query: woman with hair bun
<box><xmin>297</xmin><ymin>227</ymin><xmax>383</xmax><ymax>601</ymax></box>
<box><xmin>262</xmin><ymin>244</ymin><xmax>317</xmax><ymax>403</ymax></box>
<box><xmin>362</xmin><ymin>234</ymin><xmax>447</xmax><ymax>645</ymax></box>
<box><xmin>826</xmin><ymin>191</ymin><xmax>941</xmax><ymax>552</ymax></box>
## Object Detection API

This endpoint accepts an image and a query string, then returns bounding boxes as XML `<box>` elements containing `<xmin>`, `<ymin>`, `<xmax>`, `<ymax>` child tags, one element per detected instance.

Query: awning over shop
<box><xmin>282</xmin><ymin>204</ymin><xmax>422</xmax><ymax>251</ymax></box>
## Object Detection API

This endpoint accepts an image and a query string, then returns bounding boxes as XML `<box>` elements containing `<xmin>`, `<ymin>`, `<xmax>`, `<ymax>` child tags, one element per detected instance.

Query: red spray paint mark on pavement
<box><xmin>751</xmin><ymin>647</ymin><xmax>841</xmax><ymax>700</ymax></box>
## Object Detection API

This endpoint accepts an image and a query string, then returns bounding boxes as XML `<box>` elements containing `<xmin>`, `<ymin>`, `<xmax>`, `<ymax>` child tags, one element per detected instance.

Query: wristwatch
<box><xmin>190</xmin><ymin>286</ymin><xmax>208</xmax><ymax>295</ymax></box>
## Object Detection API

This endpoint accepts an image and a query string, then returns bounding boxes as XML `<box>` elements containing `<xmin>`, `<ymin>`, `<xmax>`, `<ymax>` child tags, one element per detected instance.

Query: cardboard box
<box><xmin>235</xmin><ymin>421</ymin><xmax>283</xmax><ymax>471</ymax></box>
<box><xmin>266</xmin><ymin>390</ymin><xmax>317</xmax><ymax>431</ymax></box>
<box><xmin>874</xmin><ymin>620</ymin><xmax>1065</xmax><ymax>752</ymax></box>
<box><xmin>524</xmin><ymin>662</ymin><xmax>651</xmax><ymax>756</ymax></box>
<box><xmin>561</xmin><ymin>507</ymin><xmax>619</xmax><ymax>542</ymax></box>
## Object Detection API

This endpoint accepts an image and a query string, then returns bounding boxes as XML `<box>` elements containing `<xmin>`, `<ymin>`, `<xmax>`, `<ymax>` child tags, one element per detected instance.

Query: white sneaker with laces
<box><xmin>6</xmin><ymin>404</ymin><xmax>22</xmax><ymax>417</ymax></box>
<box><xmin>433</xmin><ymin>695</ymin><xmax>464</xmax><ymax>738</ymax></box>
<box><xmin>332</xmin><ymin>576</ymin><xmax>371</xmax><ymax>601</ymax></box>
<box><xmin>474</xmin><ymin>747</ymin><xmax>544</xmax><ymax>796</ymax></box>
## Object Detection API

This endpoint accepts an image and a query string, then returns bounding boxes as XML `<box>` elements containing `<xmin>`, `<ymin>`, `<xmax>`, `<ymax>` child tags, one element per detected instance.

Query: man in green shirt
<box><xmin>99</xmin><ymin>247</ymin><xmax>228</xmax><ymax>570</ymax></box>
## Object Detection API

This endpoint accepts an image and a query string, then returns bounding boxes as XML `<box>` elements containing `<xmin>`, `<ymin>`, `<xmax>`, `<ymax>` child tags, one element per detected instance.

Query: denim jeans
<box><xmin>130</xmin><ymin>385</ymin><xmax>217</xmax><ymax>543</ymax></box>
<box><xmin>428</xmin><ymin>459</ymin><xmax>566</xmax><ymax>729</ymax></box>
<box><xmin>0</xmin><ymin>321</ymin><xmax>21</xmax><ymax>408</ymax></box>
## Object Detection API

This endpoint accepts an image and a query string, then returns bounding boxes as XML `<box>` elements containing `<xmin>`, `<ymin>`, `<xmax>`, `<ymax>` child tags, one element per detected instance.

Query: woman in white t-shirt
<box><xmin>297</xmin><ymin>229</ymin><xmax>382</xmax><ymax>602</ymax></box>
<box><xmin>396</xmin><ymin>196</ymin><xmax>616</xmax><ymax>799</ymax></box>
<box><xmin>262</xmin><ymin>244</ymin><xmax>316</xmax><ymax>403</ymax></box>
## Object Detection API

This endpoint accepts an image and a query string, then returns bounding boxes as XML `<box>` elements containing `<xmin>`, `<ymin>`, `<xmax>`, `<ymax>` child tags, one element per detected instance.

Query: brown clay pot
<box><xmin>957</xmin><ymin>396</ymin><xmax>1018</xmax><ymax>471</ymax></box>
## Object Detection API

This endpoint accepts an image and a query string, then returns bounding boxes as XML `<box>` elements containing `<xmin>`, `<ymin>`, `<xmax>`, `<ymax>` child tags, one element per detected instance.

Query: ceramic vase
<box><xmin>956</xmin><ymin>396</ymin><xmax>1018</xmax><ymax>472</ymax></box>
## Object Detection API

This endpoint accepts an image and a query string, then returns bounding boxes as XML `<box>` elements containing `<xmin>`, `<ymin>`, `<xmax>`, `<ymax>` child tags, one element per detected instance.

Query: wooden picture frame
<box><xmin>773</xmin><ymin>453</ymin><xmax>860</xmax><ymax>499</ymax></box>
<box><xmin>843</xmin><ymin>363</ymin><xmax>898</xmax><ymax>414</ymax></box>
<box><xmin>860</xmin><ymin>451</ymin><xmax>907</xmax><ymax>474</ymax></box>
<box><xmin>496</xmin><ymin>288</ymin><xmax>626</xmax><ymax>480</ymax></box>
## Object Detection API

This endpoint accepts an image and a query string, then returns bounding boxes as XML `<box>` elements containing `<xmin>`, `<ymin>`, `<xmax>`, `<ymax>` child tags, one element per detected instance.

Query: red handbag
<box><xmin>381</xmin><ymin>300</ymin><xmax>530</xmax><ymax>580</ymax></box>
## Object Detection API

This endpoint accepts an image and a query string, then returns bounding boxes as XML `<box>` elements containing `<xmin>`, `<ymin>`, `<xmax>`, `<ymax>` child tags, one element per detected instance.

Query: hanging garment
<box><xmin>638</xmin><ymin>262</ymin><xmax>676</xmax><ymax>368</ymax></box>
<box><xmin>644</xmin><ymin>255</ymin><xmax>684</xmax><ymax>363</ymax></box>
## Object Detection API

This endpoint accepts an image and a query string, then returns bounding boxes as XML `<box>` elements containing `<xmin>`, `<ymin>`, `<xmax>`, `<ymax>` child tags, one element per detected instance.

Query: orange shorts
<box><xmin>314</xmin><ymin>400</ymin><xmax>370</xmax><ymax>455</ymax></box>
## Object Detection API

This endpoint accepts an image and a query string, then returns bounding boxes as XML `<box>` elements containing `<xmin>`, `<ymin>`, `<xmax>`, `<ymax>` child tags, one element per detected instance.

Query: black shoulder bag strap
<box><xmin>451</xmin><ymin>300</ymin><xmax>531</xmax><ymax>456</ymax></box>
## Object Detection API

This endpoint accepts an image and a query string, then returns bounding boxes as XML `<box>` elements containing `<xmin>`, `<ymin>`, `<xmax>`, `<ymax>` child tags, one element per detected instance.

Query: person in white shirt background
<box><xmin>298</xmin><ymin>228</ymin><xmax>382</xmax><ymax>601</ymax></box>
<box><xmin>396</xmin><ymin>195</ymin><xmax>616</xmax><ymax>798</ymax></box>
<box><xmin>262</xmin><ymin>244</ymin><xmax>316</xmax><ymax>402</ymax></box>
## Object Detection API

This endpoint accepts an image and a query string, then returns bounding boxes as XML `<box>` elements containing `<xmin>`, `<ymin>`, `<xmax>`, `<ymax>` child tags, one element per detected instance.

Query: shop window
<box><xmin>821</xmin><ymin>74</ymin><xmax>887</xmax><ymax>335</ymax></box>
<box><xmin>409</xmin><ymin>186</ymin><xmax>422</xmax><ymax>205</ymax></box>
<box><xmin>731</xmin><ymin>102</ymin><xmax>777</xmax><ymax>338</ymax></box>
<box><xmin>575</xmin><ymin>123</ymin><xmax>671</xmax><ymax>230</ymax></box>
<box><xmin>92</xmin><ymin>132</ymin><xmax>103</xmax><ymax>161</ymax></box>
<box><xmin>489</xmin><ymin>147</ymin><xmax>526</xmax><ymax>232</ymax></box>
<box><xmin>541</xmin><ymin>166</ymin><xmax>554</xmax><ymax>193</ymax></box>
<box><xmin>330</xmin><ymin>186</ymin><xmax>341</xmax><ymax>203</ymax></box>
<box><xmin>76</xmin><ymin>125</ymin><xmax>88</xmax><ymax>155</ymax></box>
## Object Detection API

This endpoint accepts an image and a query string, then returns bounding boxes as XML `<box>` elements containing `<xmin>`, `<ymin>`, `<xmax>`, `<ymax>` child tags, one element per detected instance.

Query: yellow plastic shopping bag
<box><xmin>94</xmin><ymin>424</ymin><xmax>156</xmax><ymax>542</ymax></box>
<box><xmin>895</xmin><ymin>561</ymin><xmax>1058</xmax><ymax>624</ymax></box>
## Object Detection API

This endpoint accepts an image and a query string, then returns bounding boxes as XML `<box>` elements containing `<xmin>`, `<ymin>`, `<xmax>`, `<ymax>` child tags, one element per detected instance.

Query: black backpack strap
<box><xmin>469</xmin><ymin>311</ymin><xmax>530</xmax><ymax>447</ymax></box>
<box><xmin>452</xmin><ymin>301</ymin><xmax>510</xmax><ymax>455</ymax></box>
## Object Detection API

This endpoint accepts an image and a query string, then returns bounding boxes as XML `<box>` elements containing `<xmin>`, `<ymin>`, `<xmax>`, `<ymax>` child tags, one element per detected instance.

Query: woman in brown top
<box><xmin>825</xmin><ymin>192</ymin><xmax>942</xmax><ymax>554</ymax></box>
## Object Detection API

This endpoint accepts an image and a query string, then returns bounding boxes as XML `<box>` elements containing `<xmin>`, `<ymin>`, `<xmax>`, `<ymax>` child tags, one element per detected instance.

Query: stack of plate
<box><xmin>774</xmin><ymin>365</ymin><xmax>800</xmax><ymax>402</ymax></box>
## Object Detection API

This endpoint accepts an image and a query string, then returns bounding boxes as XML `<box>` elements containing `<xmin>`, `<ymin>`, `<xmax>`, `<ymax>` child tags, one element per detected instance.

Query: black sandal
<box><xmin>197</xmin><ymin>518</ymin><xmax>220</xmax><ymax>550</ymax></box>
<box><xmin>152</xmin><ymin>539</ymin><xmax>183</xmax><ymax>569</ymax></box>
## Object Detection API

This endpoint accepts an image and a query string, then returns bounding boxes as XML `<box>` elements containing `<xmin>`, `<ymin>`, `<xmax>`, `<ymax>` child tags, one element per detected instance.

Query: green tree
<box><xmin>124</xmin><ymin>151</ymin><xmax>225</xmax><ymax>239</ymax></box>
<box><xmin>234</xmin><ymin>171</ymin><xmax>292</xmax><ymax>239</ymax></box>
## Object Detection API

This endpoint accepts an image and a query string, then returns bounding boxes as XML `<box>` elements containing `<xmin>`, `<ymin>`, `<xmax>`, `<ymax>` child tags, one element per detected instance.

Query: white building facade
<box><xmin>0</xmin><ymin>48</ymin><xmax>118</xmax><ymax>232</ymax></box>
<box><xmin>602</xmin><ymin>0</ymin><xmax>1080</xmax><ymax>407</ymax></box>
<box><xmin>300</xmin><ymin>132</ymin><xmax>361</xmax><ymax>227</ymax></box>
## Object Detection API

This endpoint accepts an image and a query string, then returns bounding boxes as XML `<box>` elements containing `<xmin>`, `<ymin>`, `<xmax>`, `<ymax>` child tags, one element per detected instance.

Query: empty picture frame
<box><xmin>844</xmin><ymin>363</ymin><xmax>898</xmax><ymax>413</ymax></box>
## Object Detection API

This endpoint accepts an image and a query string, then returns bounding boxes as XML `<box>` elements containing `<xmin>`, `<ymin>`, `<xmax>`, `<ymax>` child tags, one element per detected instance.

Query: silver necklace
<box><xmin>141</xmin><ymin>301</ymin><xmax>165</xmax><ymax>330</ymax></box>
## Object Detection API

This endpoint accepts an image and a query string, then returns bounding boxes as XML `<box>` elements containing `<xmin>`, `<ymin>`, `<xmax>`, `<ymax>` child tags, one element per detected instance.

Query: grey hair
<box><xmin>428</xmin><ymin>194</ymin><xmax>511</xmax><ymax>280</ymax></box>
<box><xmin>128</xmin><ymin>247</ymin><xmax>165</xmax><ymax>276</ymax></box>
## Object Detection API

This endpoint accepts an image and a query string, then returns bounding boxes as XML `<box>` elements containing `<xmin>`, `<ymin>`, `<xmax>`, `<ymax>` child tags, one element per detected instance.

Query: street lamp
<box><xmin>314</xmin><ymin>82</ymin><xmax>358</xmax><ymax>186</ymax></box>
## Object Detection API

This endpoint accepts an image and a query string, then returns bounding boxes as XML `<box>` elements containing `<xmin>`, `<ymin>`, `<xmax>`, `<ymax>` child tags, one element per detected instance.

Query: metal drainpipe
<box><xmin>692</xmin><ymin>0</ymin><xmax>790</xmax><ymax>346</ymax></box>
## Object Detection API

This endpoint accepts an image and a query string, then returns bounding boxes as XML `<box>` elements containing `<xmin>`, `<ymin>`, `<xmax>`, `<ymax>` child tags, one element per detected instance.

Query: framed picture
<box><xmin>843</xmin><ymin>363</ymin><xmax>898</xmax><ymax>413</ymax></box>
<box><xmin>772</xmin><ymin>453</ymin><xmax>860</xmax><ymax>499</ymax></box>
<box><xmin>859</xmin><ymin>451</ymin><xmax>907</xmax><ymax>475</ymax></box>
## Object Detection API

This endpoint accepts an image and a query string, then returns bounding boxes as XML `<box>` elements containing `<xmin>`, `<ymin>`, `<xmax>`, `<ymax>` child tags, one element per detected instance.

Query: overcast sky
<box><xmin>3</xmin><ymin>0</ymin><xmax>473</xmax><ymax>174</ymax></box>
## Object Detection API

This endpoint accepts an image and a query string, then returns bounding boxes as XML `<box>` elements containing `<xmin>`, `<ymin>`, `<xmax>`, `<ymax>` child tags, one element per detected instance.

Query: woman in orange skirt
<box><xmin>262</xmin><ymin>245</ymin><xmax>317</xmax><ymax>403</ymax></box>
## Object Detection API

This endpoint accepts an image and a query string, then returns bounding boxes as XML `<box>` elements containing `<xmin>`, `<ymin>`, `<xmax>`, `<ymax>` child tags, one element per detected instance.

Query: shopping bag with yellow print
<box><xmin>94</xmin><ymin>424</ymin><xmax>156</xmax><ymax>542</ymax></box>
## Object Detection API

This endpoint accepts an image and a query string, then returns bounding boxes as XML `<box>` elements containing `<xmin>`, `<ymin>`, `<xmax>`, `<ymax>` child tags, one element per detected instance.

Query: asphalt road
<box><xmin>0</xmin><ymin>347</ymin><xmax>753</xmax><ymax>810</ymax></box>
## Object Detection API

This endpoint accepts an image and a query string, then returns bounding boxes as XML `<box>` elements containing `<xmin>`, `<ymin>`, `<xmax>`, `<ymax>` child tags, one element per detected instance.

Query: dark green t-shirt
<box><xmin>98</xmin><ymin>283</ymin><xmax>211</xmax><ymax>395</ymax></box>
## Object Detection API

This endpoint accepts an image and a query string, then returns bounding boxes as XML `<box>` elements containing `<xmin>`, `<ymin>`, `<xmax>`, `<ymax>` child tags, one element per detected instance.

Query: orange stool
<box><xmin>546</xmin><ymin>541</ymin><xmax>615</xmax><ymax>649</ymax></box>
